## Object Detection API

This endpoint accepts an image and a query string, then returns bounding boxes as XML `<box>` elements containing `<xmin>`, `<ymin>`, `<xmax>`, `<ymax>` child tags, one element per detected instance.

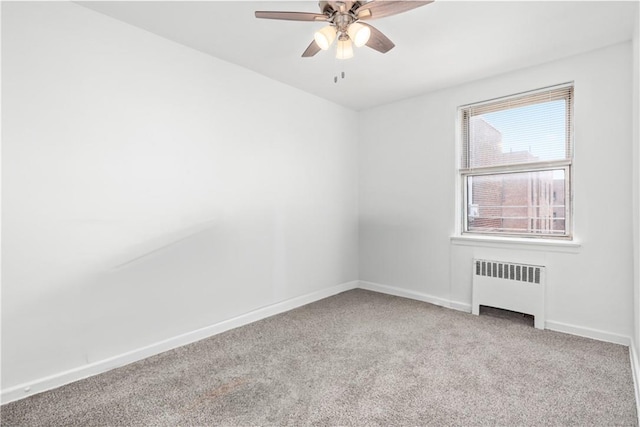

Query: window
<box><xmin>459</xmin><ymin>84</ymin><xmax>573</xmax><ymax>239</ymax></box>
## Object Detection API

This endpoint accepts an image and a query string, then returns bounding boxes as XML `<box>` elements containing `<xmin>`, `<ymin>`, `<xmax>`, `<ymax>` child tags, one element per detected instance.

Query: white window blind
<box><xmin>459</xmin><ymin>84</ymin><xmax>573</xmax><ymax>238</ymax></box>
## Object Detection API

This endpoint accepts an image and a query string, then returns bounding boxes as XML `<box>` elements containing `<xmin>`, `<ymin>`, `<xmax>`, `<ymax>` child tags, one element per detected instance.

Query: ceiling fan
<box><xmin>255</xmin><ymin>1</ymin><xmax>433</xmax><ymax>59</ymax></box>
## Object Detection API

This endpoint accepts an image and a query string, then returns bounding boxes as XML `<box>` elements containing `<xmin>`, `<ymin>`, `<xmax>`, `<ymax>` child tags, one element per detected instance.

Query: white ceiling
<box><xmin>78</xmin><ymin>1</ymin><xmax>638</xmax><ymax>111</ymax></box>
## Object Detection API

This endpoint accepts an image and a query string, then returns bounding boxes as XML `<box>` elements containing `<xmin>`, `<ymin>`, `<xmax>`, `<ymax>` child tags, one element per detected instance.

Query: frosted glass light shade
<box><xmin>336</xmin><ymin>39</ymin><xmax>354</xmax><ymax>59</ymax></box>
<box><xmin>314</xmin><ymin>26</ymin><xmax>337</xmax><ymax>50</ymax></box>
<box><xmin>347</xmin><ymin>22</ymin><xmax>371</xmax><ymax>47</ymax></box>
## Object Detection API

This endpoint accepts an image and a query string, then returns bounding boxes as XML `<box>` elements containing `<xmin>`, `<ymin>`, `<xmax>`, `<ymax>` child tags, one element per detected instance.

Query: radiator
<box><xmin>471</xmin><ymin>259</ymin><xmax>546</xmax><ymax>329</ymax></box>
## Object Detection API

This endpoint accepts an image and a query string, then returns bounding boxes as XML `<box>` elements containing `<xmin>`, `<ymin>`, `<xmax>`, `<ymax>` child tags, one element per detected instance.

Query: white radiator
<box><xmin>471</xmin><ymin>259</ymin><xmax>546</xmax><ymax>329</ymax></box>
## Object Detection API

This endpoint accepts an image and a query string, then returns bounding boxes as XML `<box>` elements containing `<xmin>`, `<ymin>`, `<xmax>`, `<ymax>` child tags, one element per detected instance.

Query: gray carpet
<box><xmin>1</xmin><ymin>289</ymin><xmax>637</xmax><ymax>426</ymax></box>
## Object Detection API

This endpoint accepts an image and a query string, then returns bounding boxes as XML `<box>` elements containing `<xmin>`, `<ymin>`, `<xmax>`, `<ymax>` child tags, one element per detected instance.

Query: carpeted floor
<box><xmin>1</xmin><ymin>289</ymin><xmax>637</xmax><ymax>426</ymax></box>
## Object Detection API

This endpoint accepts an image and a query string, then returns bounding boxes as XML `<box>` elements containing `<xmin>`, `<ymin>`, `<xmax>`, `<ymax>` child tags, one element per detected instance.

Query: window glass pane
<box><xmin>467</xmin><ymin>170</ymin><xmax>566</xmax><ymax>235</ymax></box>
<box><xmin>468</xmin><ymin>100</ymin><xmax>567</xmax><ymax>169</ymax></box>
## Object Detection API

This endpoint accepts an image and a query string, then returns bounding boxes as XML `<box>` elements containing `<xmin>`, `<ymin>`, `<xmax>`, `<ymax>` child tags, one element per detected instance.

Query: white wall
<box><xmin>2</xmin><ymin>0</ymin><xmax>637</xmax><ymax>404</ymax></box>
<box><xmin>1</xmin><ymin>2</ymin><xmax>358</xmax><ymax>391</ymax></box>
<box><xmin>632</xmin><ymin>2</ymin><xmax>640</xmax><ymax>360</ymax></box>
<box><xmin>359</xmin><ymin>42</ymin><xmax>634</xmax><ymax>340</ymax></box>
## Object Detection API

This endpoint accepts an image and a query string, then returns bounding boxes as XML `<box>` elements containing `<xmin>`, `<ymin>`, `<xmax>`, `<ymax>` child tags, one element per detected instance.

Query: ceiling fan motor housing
<box><xmin>319</xmin><ymin>1</ymin><xmax>363</xmax><ymax>15</ymax></box>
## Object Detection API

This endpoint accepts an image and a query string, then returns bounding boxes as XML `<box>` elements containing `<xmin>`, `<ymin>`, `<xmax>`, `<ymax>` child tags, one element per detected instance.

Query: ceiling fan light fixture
<box><xmin>256</xmin><ymin>0</ymin><xmax>432</xmax><ymax>58</ymax></box>
<box><xmin>314</xmin><ymin>25</ymin><xmax>337</xmax><ymax>50</ymax></box>
<box><xmin>336</xmin><ymin>38</ymin><xmax>354</xmax><ymax>60</ymax></box>
<box><xmin>347</xmin><ymin>22</ymin><xmax>371</xmax><ymax>48</ymax></box>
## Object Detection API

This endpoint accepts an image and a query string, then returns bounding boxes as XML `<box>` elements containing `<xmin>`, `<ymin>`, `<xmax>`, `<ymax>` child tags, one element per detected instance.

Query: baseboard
<box><xmin>1</xmin><ymin>280</ymin><xmax>359</xmax><ymax>405</ymax></box>
<box><xmin>449</xmin><ymin>299</ymin><xmax>473</xmax><ymax>313</ymax></box>
<box><xmin>3</xmin><ymin>279</ymin><xmax>632</xmax><ymax>405</ymax></box>
<box><xmin>629</xmin><ymin>340</ymin><xmax>640</xmax><ymax>425</ymax></box>
<box><xmin>544</xmin><ymin>320</ymin><xmax>631</xmax><ymax>346</ymax></box>
<box><xmin>358</xmin><ymin>280</ymin><xmax>472</xmax><ymax>313</ymax></box>
<box><xmin>358</xmin><ymin>280</ymin><xmax>630</xmax><ymax>346</ymax></box>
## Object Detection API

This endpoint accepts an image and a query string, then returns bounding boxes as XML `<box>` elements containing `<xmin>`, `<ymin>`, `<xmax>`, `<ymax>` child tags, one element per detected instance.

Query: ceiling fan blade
<box><xmin>302</xmin><ymin>40</ymin><xmax>322</xmax><ymax>57</ymax></box>
<box><xmin>255</xmin><ymin>11</ymin><xmax>327</xmax><ymax>22</ymax></box>
<box><xmin>356</xmin><ymin>1</ymin><xmax>433</xmax><ymax>20</ymax></box>
<box><xmin>360</xmin><ymin>23</ymin><xmax>395</xmax><ymax>53</ymax></box>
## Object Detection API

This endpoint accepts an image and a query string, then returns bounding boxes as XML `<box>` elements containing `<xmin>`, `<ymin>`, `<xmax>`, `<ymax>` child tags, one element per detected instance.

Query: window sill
<box><xmin>450</xmin><ymin>234</ymin><xmax>581</xmax><ymax>254</ymax></box>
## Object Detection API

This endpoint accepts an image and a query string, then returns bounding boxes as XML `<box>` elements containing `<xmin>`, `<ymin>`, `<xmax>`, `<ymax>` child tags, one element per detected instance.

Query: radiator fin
<box><xmin>474</xmin><ymin>260</ymin><xmax>542</xmax><ymax>284</ymax></box>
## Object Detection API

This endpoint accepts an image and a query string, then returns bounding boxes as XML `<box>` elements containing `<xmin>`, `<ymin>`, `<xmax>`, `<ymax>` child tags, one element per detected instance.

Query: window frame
<box><xmin>458</xmin><ymin>83</ymin><xmax>574</xmax><ymax>240</ymax></box>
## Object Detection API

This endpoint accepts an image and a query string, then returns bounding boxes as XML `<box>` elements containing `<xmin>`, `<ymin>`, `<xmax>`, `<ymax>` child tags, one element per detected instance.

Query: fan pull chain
<box><xmin>333</xmin><ymin>54</ymin><xmax>346</xmax><ymax>84</ymax></box>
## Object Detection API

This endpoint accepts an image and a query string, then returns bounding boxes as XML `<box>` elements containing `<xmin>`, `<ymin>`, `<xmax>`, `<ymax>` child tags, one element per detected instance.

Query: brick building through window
<box><xmin>467</xmin><ymin>118</ymin><xmax>566</xmax><ymax>235</ymax></box>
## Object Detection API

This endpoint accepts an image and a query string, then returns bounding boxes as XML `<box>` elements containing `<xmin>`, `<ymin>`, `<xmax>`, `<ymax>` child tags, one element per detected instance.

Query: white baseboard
<box><xmin>449</xmin><ymin>300</ymin><xmax>473</xmax><ymax>313</ymax></box>
<box><xmin>629</xmin><ymin>340</ymin><xmax>640</xmax><ymax>426</ymax></box>
<box><xmin>544</xmin><ymin>320</ymin><xmax>631</xmax><ymax>346</ymax></box>
<box><xmin>1</xmin><ymin>280</ymin><xmax>359</xmax><ymax>405</ymax></box>
<box><xmin>358</xmin><ymin>280</ymin><xmax>472</xmax><ymax>313</ymax></box>
<box><xmin>2</xmin><ymin>279</ymin><xmax>633</xmax><ymax>406</ymax></box>
<box><xmin>359</xmin><ymin>280</ymin><xmax>631</xmax><ymax>346</ymax></box>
